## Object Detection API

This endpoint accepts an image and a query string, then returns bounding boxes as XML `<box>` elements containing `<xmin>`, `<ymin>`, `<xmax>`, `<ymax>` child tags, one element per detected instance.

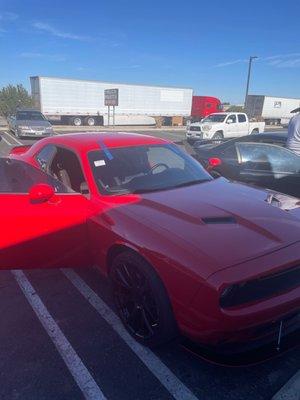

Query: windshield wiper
<box><xmin>132</xmin><ymin>179</ymin><xmax>210</xmax><ymax>194</ymax></box>
<box><xmin>131</xmin><ymin>187</ymin><xmax>166</xmax><ymax>194</ymax></box>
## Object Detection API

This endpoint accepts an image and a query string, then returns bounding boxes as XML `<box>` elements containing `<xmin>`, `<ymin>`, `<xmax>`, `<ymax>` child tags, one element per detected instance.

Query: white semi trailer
<box><xmin>30</xmin><ymin>76</ymin><xmax>193</xmax><ymax>126</ymax></box>
<box><xmin>246</xmin><ymin>95</ymin><xmax>300</xmax><ymax>125</ymax></box>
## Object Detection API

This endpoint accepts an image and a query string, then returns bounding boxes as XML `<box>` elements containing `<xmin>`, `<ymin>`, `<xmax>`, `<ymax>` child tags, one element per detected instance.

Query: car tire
<box><xmin>212</xmin><ymin>131</ymin><xmax>223</xmax><ymax>140</ymax></box>
<box><xmin>250</xmin><ymin>129</ymin><xmax>259</xmax><ymax>135</ymax></box>
<box><xmin>109</xmin><ymin>251</ymin><xmax>178</xmax><ymax>348</ymax></box>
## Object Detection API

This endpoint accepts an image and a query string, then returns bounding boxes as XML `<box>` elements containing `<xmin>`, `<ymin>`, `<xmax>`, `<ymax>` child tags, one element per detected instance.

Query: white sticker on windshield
<box><xmin>94</xmin><ymin>160</ymin><xmax>106</xmax><ymax>167</ymax></box>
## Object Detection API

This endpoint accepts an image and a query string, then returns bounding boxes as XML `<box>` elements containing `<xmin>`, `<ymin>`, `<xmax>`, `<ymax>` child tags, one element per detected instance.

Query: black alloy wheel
<box><xmin>110</xmin><ymin>251</ymin><xmax>178</xmax><ymax>347</ymax></box>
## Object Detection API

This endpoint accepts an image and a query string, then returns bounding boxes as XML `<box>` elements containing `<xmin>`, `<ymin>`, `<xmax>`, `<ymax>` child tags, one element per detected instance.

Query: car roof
<box><xmin>39</xmin><ymin>132</ymin><xmax>170</xmax><ymax>152</ymax></box>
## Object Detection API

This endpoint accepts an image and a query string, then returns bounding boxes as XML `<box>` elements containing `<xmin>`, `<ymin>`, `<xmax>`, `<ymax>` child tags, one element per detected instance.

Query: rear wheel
<box><xmin>109</xmin><ymin>251</ymin><xmax>178</xmax><ymax>348</ymax></box>
<box><xmin>84</xmin><ymin>116</ymin><xmax>96</xmax><ymax>126</ymax></box>
<box><xmin>250</xmin><ymin>129</ymin><xmax>259</xmax><ymax>135</ymax></box>
<box><xmin>70</xmin><ymin>116</ymin><xmax>82</xmax><ymax>126</ymax></box>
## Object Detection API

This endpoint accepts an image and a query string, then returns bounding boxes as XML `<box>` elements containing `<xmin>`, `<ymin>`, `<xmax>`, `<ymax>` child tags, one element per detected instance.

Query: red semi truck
<box><xmin>191</xmin><ymin>96</ymin><xmax>223</xmax><ymax>122</ymax></box>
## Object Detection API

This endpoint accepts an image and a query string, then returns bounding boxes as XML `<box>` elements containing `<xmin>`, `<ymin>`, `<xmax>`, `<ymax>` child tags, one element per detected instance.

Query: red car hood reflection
<box><xmin>108</xmin><ymin>179</ymin><xmax>300</xmax><ymax>277</ymax></box>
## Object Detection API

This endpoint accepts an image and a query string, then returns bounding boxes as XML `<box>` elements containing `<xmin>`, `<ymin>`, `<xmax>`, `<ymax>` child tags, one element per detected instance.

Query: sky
<box><xmin>0</xmin><ymin>0</ymin><xmax>300</xmax><ymax>103</ymax></box>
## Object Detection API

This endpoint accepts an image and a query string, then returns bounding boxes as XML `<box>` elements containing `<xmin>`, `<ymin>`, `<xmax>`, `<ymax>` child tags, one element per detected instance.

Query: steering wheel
<box><xmin>148</xmin><ymin>163</ymin><xmax>169</xmax><ymax>175</ymax></box>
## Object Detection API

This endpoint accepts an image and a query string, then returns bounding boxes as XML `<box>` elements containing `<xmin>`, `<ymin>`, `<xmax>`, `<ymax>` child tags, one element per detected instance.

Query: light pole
<box><xmin>244</xmin><ymin>56</ymin><xmax>258</xmax><ymax>109</ymax></box>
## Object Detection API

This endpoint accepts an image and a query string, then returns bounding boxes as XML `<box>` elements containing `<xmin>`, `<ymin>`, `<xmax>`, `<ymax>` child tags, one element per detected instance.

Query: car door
<box><xmin>235</xmin><ymin>142</ymin><xmax>300</xmax><ymax>197</ymax></box>
<box><xmin>225</xmin><ymin>114</ymin><xmax>239</xmax><ymax>136</ymax></box>
<box><xmin>0</xmin><ymin>158</ymin><xmax>91</xmax><ymax>270</ymax></box>
<box><xmin>237</xmin><ymin>114</ymin><xmax>249</xmax><ymax>136</ymax></box>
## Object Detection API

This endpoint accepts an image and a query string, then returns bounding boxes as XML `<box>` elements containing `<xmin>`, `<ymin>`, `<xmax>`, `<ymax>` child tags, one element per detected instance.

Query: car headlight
<box><xmin>202</xmin><ymin>125</ymin><xmax>212</xmax><ymax>131</ymax></box>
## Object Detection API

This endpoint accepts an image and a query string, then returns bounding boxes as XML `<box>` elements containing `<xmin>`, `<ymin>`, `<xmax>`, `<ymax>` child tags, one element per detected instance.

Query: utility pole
<box><xmin>244</xmin><ymin>56</ymin><xmax>258</xmax><ymax>109</ymax></box>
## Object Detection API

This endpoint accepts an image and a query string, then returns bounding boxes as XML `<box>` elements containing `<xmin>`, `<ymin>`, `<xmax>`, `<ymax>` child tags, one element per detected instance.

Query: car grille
<box><xmin>189</xmin><ymin>126</ymin><xmax>201</xmax><ymax>132</ymax></box>
<box><xmin>220</xmin><ymin>265</ymin><xmax>300</xmax><ymax>308</ymax></box>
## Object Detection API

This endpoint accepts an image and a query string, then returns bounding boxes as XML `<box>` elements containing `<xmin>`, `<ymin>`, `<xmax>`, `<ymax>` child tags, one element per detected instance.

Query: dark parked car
<box><xmin>192</xmin><ymin>133</ymin><xmax>300</xmax><ymax>198</ymax></box>
<box><xmin>8</xmin><ymin>108</ymin><xmax>54</xmax><ymax>138</ymax></box>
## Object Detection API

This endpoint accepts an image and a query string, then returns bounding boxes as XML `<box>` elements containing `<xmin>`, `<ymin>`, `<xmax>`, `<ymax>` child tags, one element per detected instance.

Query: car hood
<box><xmin>16</xmin><ymin>120</ymin><xmax>51</xmax><ymax>127</ymax></box>
<box><xmin>109</xmin><ymin>179</ymin><xmax>300</xmax><ymax>278</ymax></box>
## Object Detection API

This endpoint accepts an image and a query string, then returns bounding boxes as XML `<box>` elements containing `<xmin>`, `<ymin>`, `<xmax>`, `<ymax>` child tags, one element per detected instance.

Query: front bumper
<box><xmin>181</xmin><ymin>311</ymin><xmax>300</xmax><ymax>365</ymax></box>
<box><xmin>17</xmin><ymin>129</ymin><xmax>54</xmax><ymax>137</ymax></box>
<box><xmin>177</xmin><ymin>241</ymin><xmax>300</xmax><ymax>352</ymax></box>
<box><xmin>186</xmin><ymin>131</ymin><xmax>203</xmax><ymax>142</ymax></box>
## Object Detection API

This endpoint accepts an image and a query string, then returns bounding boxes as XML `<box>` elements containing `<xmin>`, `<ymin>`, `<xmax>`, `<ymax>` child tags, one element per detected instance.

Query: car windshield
<box><xmin>16</xmin><ymin>111</ymin><xmax>46</xmax><ymax>121</ymax></box>
<box><xmin>202</xmin><ymin>114</ymin><xmax>226</xmax><ymax>123</ymax></box>
<box><xmin>88</xmin><ymin>144</ymin><xmax>212</xmax><ymax>195</ymax></box>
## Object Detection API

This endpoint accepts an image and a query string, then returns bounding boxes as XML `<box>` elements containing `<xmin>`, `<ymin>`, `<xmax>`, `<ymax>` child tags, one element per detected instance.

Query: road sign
<box><xmin>104</xmin><ymin>89</ymin><xmax>119</xmax><ymax>106</ymax></box>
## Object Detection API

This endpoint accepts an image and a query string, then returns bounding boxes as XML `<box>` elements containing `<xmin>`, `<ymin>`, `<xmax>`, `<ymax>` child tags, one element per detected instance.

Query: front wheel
<box><xmin>212</xmin><ymin>132</ymin><xmax>223</xmax><ymax>141</ymax></box>
<box><xmin>110</xmin><ymin>251</ymin><xmax>178</xmax><ymax>348</ymax></box>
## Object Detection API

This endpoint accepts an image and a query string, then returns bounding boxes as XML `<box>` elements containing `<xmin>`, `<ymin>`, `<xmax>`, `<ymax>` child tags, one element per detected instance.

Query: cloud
<box><xmin>276</xmin><ymin>58</ymin><xmax>300</xmax><ymax>68</ymax></box>
<box><xmin>0</xmin><ymin>11</ymin><xmax>18</xmax><ymax>33</ymax></box>
<box><xmin>0</xmin><ymin>12</ymin><xmax>18</xmax><ymax>21</ymax></box>
<box><xmin>32</xmin><ymin>22</ymin><xmax>91</xmax><ymax>41</ymax></box>
<box><xmin>19</xmin><ymin>52</ymin><xmax>66</xmax><ymax>61</ymax></box>
<box><xmin>113</xmin><ymin>64</ymin><xmax>142</xmax><ymax>70</ymax></box>
<box><xmin>214</xmin><ymin>53</ymin><xmax>300</xmax><ymax>69</ymax></box>
<box><xmin>263</xmin><ymin>53</ymin><xmax>300</xmax><ymax>68</ymax></box>
<box><xmin>213</xmin><ymin>59</ymin><xmax>248</xmax><ymax>68</ymax></box>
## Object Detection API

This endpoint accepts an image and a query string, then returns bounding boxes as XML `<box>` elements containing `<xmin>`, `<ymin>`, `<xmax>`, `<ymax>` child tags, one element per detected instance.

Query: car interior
<box><xmin>48</xmin><ymin>148</ymin><xmax>89</xmax><ymax>195</ymax></box>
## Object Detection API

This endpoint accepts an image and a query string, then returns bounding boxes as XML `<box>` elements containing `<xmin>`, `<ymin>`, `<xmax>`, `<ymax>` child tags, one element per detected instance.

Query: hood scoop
<box><xmin>202</xmin><ymin>216</ymin><xmax>237</xmax><ymax>225</ymax></box>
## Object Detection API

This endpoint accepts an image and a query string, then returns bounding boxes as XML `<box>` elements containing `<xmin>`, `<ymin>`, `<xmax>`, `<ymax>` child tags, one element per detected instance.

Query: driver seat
<box><xmin>56</xmin><ymin>163</ymin><xmax>72</xmax><ymax>188</ymax></box>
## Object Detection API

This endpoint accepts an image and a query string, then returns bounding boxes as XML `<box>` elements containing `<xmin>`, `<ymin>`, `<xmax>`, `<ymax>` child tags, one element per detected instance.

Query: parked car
<box><xmin>186</xmin><ymin>112</ymin><xmax>265</xmax><ymax>142</ymax></box>
<box><xmin>5</xmin><ymin>133</ymin><xmax>300</xmax><ymax>354</ymax></box>
<box><xmin>8</xmin><ymin>108</ymin><xmax>54</xmax><ymax>138</ymax></box>
<box><xmin>192</xmin><ymin>133</ymin><xmax>300</xmax><ymax>198</ymax></box>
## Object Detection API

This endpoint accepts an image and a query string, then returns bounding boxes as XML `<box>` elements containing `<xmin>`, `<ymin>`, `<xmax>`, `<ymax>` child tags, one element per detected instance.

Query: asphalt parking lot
<box><xmin>0</xmin><ymin>127</ymin><xmax>299</xmax><ymax>400</ymax></box>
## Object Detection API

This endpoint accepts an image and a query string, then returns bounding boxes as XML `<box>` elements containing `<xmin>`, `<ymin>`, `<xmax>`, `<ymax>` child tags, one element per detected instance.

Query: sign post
<box><xmin>104</xmin><ymin>89</ymin><xmax>119</xmax><ymax>127</ymax></box>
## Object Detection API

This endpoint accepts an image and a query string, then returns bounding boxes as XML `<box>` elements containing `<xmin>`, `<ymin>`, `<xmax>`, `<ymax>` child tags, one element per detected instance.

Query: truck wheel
<box><xmin>71</xmin><ymin>117</ymin><xmax>82</xmax><ymax>126</ymax></box>
<box><xmin>213</xmin><ymin>132</ymin><xmax>223</xmax><ymax>140</ymax></box>
<box><xmin>109</xmin><ymin>251</ymin><xmax>178</xmax><ymax>348</ymax></box>
<box><xmin>84</xmin><ymin>116</ymin><xmax>96</xmax><ymax>126</ymax></box>
<box><xmin>250</xmin><ymin>129</ymin><xmax>259</xmax><ymax>135</ymax></box>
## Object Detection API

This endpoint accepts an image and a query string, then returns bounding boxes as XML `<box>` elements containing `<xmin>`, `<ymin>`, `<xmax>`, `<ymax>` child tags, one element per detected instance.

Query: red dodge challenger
<box><xmin>1</xmin><ymin>132</ymin><xmax>299</xmax><ymax>354</ymax></box>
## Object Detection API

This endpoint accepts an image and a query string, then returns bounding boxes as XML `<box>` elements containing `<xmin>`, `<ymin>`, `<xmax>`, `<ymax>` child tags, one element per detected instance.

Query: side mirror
<box><xmin>29</xmin><ymin>183</ymin><xmax>55</xmax><ymax>204</ymax></box>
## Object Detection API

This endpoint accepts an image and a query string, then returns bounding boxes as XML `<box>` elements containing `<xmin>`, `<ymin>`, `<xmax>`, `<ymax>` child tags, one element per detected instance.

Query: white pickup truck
<box><xmin>186</xmin><ymin>112</ymin><xmax>265</xmax><ymax>141</ymax></box>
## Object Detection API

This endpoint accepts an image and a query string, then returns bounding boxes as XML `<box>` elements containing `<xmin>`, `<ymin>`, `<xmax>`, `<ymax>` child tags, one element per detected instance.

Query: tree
<box><xmin>0</xmin><ymin>84</ymin><xmax>34</xmax><ymax>119</ymax></box>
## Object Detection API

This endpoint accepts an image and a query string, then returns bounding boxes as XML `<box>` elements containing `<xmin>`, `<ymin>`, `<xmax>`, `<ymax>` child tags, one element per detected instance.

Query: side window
<box><xmin>0</xmin><ymin>158</ymin><xmax>71</xmax><ymax>193</ymax></box>
<box><xmin>238</xmin><ymin>114</ymin><xmax>247</xmax><ymax>123</ymax></box>
<box><xmin>36</xmin><ymin>145</ymin><xmax>57</xmax><ymax>172</ymax></box>
<box><xmin>227</xmin><ymin>114</ymin><xmax>237</xmax><ymax>123</ymax></box>
<box><xmin>49</xmin><ymin>148</ymin><xmax>87</xmax><ymax>193</ymax></box>
<box><xmin>221</xmin><ymin>145</ymin><xmax>238</xmax><ymax>160</ymax></box>
<box><xmin>236</xmin><ymin>143</ymin><xmax>300</xmax><ymax>173</ymax></box>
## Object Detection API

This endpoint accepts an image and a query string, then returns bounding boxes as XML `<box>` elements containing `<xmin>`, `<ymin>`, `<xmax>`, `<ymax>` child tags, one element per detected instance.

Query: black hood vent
<box><xmin>202</xmin><ymin>216</ymin><xmax>237</xmax><ymax>225</ymax></box>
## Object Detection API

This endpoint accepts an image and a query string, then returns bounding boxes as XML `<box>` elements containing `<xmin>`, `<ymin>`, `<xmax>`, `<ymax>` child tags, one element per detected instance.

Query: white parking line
<box><xmin>62</xmin><ymin>269</ymin><xmax>199</xmax><ymax>400</ymax></box>
<box><xmin>0</xmin><ymin>134</ymin><xmax>13</xmax><ymax>146</ymax></box>
<box><xmin>12</xmin><ymin>270</ymin><xmax>107</xmax><ymax>400</ymax></box>
<box><xmin>3</xmin><ymin>131</ymin><xmax>23</xmax><ymax>145</ymax></box>
<box><xmin>272</xmin><ymin>370</ymin><xmax>300</xmax><ymax>400</ymax></box>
